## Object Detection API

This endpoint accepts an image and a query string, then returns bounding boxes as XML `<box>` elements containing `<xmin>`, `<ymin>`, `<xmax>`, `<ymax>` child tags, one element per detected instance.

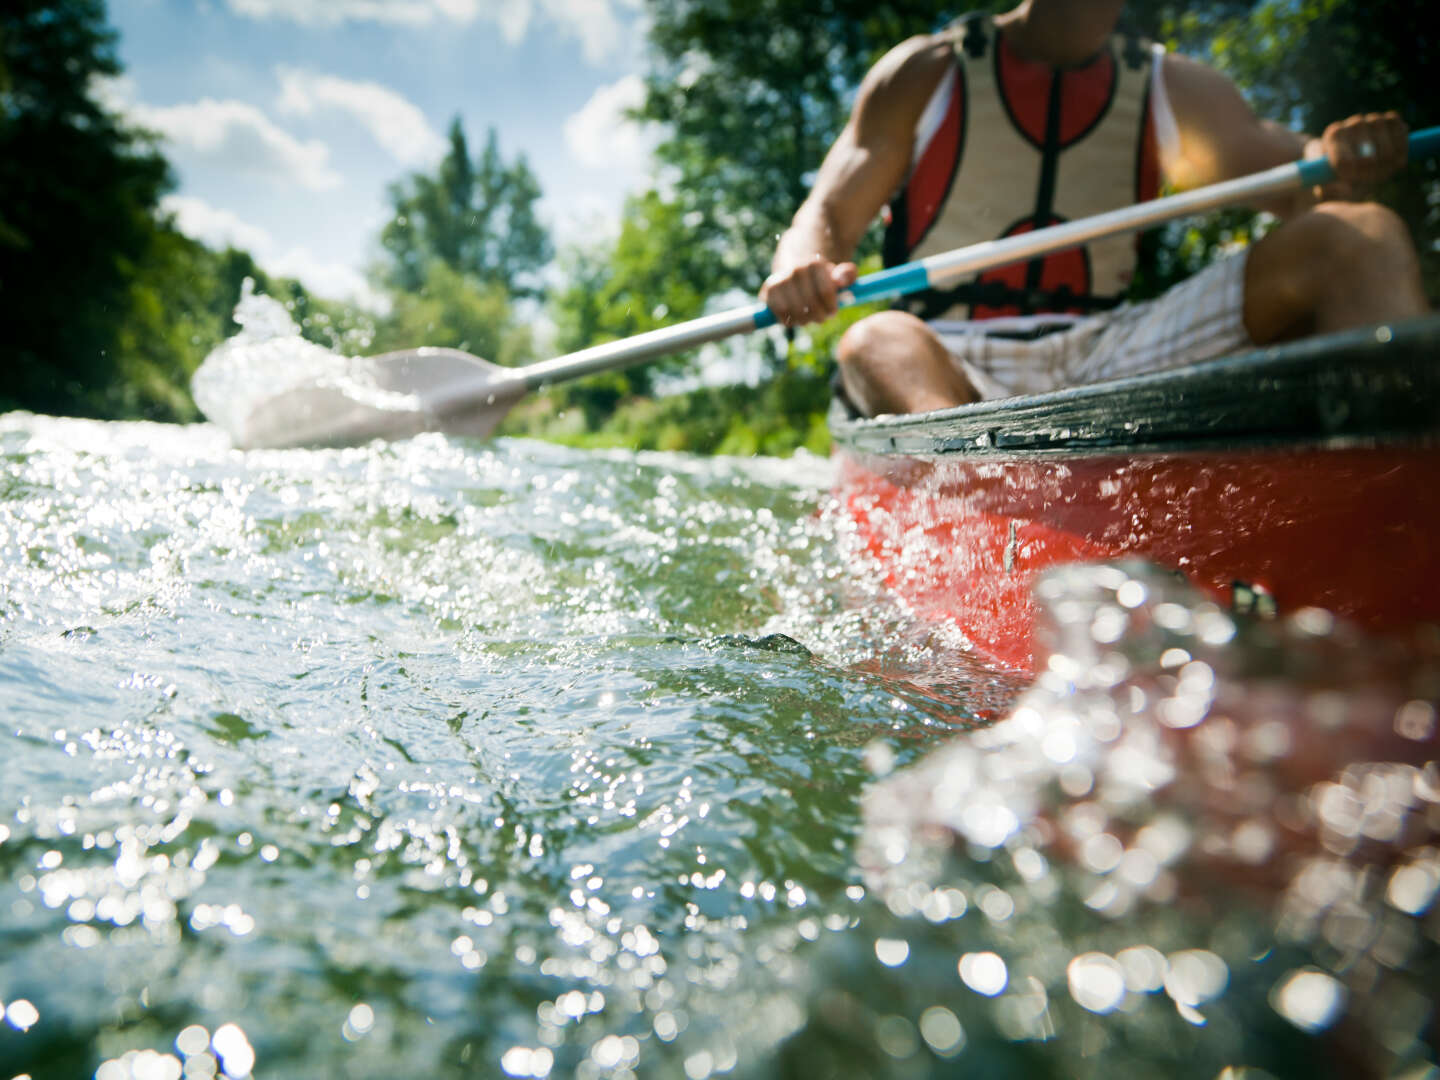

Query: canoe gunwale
<box><xmin>828</xmin><ymin>316</ymin><xmax>1440</xmax><ymax>459</ymax></box>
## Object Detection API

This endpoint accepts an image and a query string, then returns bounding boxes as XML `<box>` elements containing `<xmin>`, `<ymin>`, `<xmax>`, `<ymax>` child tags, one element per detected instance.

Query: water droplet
<box><xmin>874</xmin><ymin>938</ymin><xmax>910</xmax><ymax>967</ymax></box>
<box><xmin>918</xmin><ymin>1005</ymin><xmax>965</xmax><ymax>1055</ymax></box>
<box><xmin>959</xmin><ymin>952</ymin><xmax>1008</xmax><ymax>996</ymax></box>
<box><xmin>211</xmin><ymin>1023</ymin><xmax>255</xmax><ymax>1077</ymax></box>
<box><xmin>1270</xmin><ymin>967</ymin><xmax>1346</xmax><ymax>1033</ymax></box>
<box><xmin>4</xmin><ymin>998</ymin><xmax>39</xmax><ymax>1031</ymax></box>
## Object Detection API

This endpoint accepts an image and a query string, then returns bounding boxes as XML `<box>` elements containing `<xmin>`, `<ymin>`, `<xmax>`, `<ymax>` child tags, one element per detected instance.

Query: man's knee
<box><xmin>1287</xmin><ymin>201</ymin><xmax>1417</xmax><ymax>268</ymax></box>
<box><xmin>836</xmin><ymin>310</ymin><xmax>933</xmax><ymax>374</ymax></box>
<box><xmin>836</xmin><ymin>310</ymin><xmax>972</xmax><ymax>416</ymax></box>
<box><xmin>1247</xmin><ymin>200</ymin><xmax>1426</xmax><ymax>341</ymax></box>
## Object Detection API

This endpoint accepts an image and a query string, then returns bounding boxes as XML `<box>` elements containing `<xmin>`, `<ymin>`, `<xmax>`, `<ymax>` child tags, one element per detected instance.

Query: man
<box><xmin>761</xmin><ymin>0</ymin><xmax>1427</xmax><ymax>416</ymax></box>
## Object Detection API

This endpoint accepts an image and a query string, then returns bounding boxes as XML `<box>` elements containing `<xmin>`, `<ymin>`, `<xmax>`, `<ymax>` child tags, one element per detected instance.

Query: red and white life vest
<box><xmin>883</xmin><ymin>14</ymin><xmax>1164</xmax><ymax>323</ymax></box>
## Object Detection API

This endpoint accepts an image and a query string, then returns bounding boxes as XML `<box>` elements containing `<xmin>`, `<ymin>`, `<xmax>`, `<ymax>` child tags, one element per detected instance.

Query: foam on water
<box><xmin>0</xmin><ymin>412</ymin><xmax>1434</xmax><ymax>1079</ymax></box>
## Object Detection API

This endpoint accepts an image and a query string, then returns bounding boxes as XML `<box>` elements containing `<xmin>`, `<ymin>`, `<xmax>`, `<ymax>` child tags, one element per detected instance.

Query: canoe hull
<box><xmin>838</xmin><ymin>441</ymin><xmax>1439</xmax><ymax>672</ymax></box>
<box><xmin>830</xmin><ymin>318</ymin><xmax>1440</xmax><ymax>673</ymax></box>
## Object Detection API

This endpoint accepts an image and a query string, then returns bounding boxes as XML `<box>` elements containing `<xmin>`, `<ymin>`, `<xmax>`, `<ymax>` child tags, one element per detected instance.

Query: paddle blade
<box><xmin>192</xmin><ymin>290</ymin><xmax>526</xmax><ymax>449</ymax></box>
<box><xmin>236</xmin><ymin>379</ymin><xmax>434</xmax><ymax>449</ymax></box>
<box><xmin>219</xmin><ymin>348</ymin><xmax>526</xmax><ymax>449</ymax></box>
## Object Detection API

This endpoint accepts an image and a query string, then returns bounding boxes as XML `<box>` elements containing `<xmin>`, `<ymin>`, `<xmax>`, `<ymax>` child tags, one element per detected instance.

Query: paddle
<box><xmin>218</xmin><ymin>126</ymin><xmax>1440</xmax><ymax>449</ymax></box>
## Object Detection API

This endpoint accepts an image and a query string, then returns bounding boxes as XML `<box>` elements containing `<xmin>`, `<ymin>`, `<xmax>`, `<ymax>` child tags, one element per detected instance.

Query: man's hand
<box><xmin>1314</xmin><ymin>111</ymin><xmax>1409</xmax><ymax>195</ymax></box>
<box><xmin>760</xmin><ymin>255</ymin><xmax>858</xmax><ymax>328</ymax></box>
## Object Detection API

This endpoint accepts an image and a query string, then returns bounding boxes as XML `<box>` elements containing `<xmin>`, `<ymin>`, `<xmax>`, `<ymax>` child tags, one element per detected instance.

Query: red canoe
<box><xmin>829</xmin><ymin>317</ymin><xmax>1440</xmax><ymax>674</ymax></box>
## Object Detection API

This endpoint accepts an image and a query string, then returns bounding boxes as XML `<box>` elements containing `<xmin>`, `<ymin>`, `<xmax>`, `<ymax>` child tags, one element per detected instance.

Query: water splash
<box><xmin>190</xmin><ymin>281</ymin><xmax>420</xmax><ymax>447</ymax></box>
<box><xmin>1</xmin><ymin>413</ymin><xmax>1435</xmax><ymax>1078</ymax></box>
<box><xmin>0</xmin><ymin>414</ymin><xmax>986</xmax><ymax>1080</ymax></box>
<box><xmin>861</xmin><ymin>561</ymin><xmax>1440</xmax><ymax>1074</ymax></box>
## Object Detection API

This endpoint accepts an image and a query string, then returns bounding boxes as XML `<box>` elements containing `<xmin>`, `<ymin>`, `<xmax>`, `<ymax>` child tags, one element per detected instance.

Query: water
<box><xmin>1</xmin><ymin>411</ymin><xmax>1435</xmax><ymax>1079</ymax></box>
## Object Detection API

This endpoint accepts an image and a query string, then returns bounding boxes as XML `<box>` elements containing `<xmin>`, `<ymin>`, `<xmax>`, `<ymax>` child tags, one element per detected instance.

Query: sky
<box><xmin>105</xmin><ymin>0</ymin><xmax>659</xmax><ymax>309</ymax></box>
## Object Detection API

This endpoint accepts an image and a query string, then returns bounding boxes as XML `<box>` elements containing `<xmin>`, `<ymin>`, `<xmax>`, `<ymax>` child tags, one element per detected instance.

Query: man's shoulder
<box><xmin>863</xmin><ymin>32</ymin><xmax>955</xmax><ymax>111</ymax></box>
<box><xmin>1156</xmin><ymin>51</ymin><xmax>1231</xmax><ymax>106</ymax></box>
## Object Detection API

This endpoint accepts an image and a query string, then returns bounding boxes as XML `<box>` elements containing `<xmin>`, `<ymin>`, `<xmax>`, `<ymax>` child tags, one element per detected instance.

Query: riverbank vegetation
<box><xmin>2</xmin><ymin>0</ymin><xmax>1434</xmax><ymax>451</ymax></box>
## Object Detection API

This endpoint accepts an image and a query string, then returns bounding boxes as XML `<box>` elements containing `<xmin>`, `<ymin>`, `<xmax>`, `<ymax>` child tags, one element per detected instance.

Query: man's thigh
<box><xmin>1072</xmin><ymin>253</ymin><xmax>1253</xmax><ymax>386</ymax></box>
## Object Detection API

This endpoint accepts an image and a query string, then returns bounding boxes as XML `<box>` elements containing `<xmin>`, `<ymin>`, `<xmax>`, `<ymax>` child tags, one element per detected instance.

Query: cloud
<box><xmin>536</xmin><ymin>0</ymin><xmax>625</xmax><ymax>64</ymax></box>
<box><xmin>160</xmin><ymin>194</ymin><xmax>276</xmax><ymax>252</ymax></box>
<box><xmin>276</xmin><ymin>68</ymin><xmax>447</xmax><ymax>167</ymax></box>
<box><xmin>563</xmin><ymin>73</ymin><xmax>656</xmax><ymax>173</ymax></box>
<box><xmin>227</xmin><ymin>0</ymin><xmax>467</xmax><ymax>26</ymax></box>
<box><xmin>158</xmin><ymin>193</ymin><xmax>383</xmax><ymax>309</ymax></box>
<box><xmin>130</xmin><ymin>98</ymin><xmax>342</xmax><ymax>191</ymax></box>
<box><xmin>225</xmin><ymin>0</ymin><xmax>630</xmax><ymax>65</ymax></box>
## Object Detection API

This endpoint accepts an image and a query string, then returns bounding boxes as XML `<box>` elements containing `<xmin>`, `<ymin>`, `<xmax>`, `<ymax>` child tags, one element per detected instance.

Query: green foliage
<box><xmin>502</xmin><ymin>360</ymin><xmax>836</xmax><ymax>457</ymax></box>
<box><xmin>378</xmin><ymin>119</ymin><xmax>552</xmax><ymax>299</ymax></box>
<box><xmin>547</xmin><ymin>191</ymin><xmax>728</xmax><ymax>423</ymax></box>
<box><xmin>510</xmin><ymin>292</ymin><xmax>881</xmax><ymax>456</ymax></box>
<box><xmin>109</xmin><ymin>226</ymin><xmax>231</xmax><ymax>422</ymax></box>
<box><xmin>367</xmin><ymin>118</ymin><xmax>550</xmax><ymax>382</ymax></box>
<box><xmin>1206</xmin><ymin>0</ymin><xmax>1440</xmax><ymax>295</ymax></box>
<box><xmin>553</xmin><ymin>192</ymin><xmax>722</xmax><ymax>356</ymax></box>
<box><xmin>261</xmin><ymin>274</ymin><xmax>377</xmax><ymax>357</ymax></box>
<box><xmin>0</xmin><ymin>2</ymin><xmax>348</xmax><ymax>422</ymax></box>
<box><xmin>1119</xmin><ymin>0</ymin><xmax>1261</xmax><ymax>50</ymax></box>
<box><xmin>0</xmin><ymin>0</ymin><xmax>173</xmax><ymax>418</ymax></box>
<box><xmin>370</xmin><ymin>261</ymin><xmax>534</xmax><ymax>366</ymax></box>
<box><xmin>0</xmin><ymin>3</ymin><xmax>545</xmax><ymax>425</ymax></box>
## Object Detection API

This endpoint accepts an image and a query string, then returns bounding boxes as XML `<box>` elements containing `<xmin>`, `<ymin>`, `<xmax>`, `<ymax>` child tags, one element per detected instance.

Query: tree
<box><xmin>109</xmin><ymin>225</ymin><xmax>234</xmax><ymax>422</ymax></box>
<box><xmin>0</xmin><ymin>0</ymin><xmax>173</xmax><ymax>418</ymax></box>
<box><xmin>549</xmin><ymin>191</ymin><xmax>726</xmax><ymax>411</ymax></box>
<box><xmin>377</xmin><ymin>119</ymin><xmax>552</xmax><ymax>299</ymax></box>
<box><xmin>369</xmin><ymin>262</ymin><xmax>533</xmax><ymax>367</ymax></box>
<box><xmin>541</xmin><ymin>190</ymin><xmax>743</xmax><ymax>428</ymax></box>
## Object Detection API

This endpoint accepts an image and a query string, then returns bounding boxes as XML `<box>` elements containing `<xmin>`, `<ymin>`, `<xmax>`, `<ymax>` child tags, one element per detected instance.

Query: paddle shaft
<box><xmin>477</xmin><ymin>127</ymin><xmax>1440</xmax><ymax>404</ymax></box>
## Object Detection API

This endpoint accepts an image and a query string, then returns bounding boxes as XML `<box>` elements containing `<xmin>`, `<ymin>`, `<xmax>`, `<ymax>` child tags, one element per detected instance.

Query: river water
<box><xmin>1</xmin><ymin>408</ymin><xmax>1436</xmax><ymax>1079</ymax></box>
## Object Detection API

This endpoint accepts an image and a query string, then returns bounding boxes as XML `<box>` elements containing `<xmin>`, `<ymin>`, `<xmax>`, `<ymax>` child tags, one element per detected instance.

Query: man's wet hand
<box><xmin>1322</xmin><ymin>111</ymin><xmax>1408</xmax><ymax>192</ymax></box>
<box><xmin>760</xmin><ymin>256</ymin><xmax>858</xmax><ymax>328</ymax></box>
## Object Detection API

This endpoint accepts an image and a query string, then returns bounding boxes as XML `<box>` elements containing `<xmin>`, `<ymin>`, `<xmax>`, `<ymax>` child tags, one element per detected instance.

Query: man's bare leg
<box><xmin>1243</xmin><ymin>201</ymin><xmax>1429</xmax><ymax>344</ymax></box>
<box><xmin>836</xmin><ymin>311</ymin><xmax>977</xmax><ymax>416</ymax></box>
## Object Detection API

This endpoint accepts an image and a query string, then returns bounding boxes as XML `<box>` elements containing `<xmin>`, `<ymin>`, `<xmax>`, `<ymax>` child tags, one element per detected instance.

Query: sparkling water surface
<box><xmin>1</xmin><ymin>411</ymin><xmax>1436</xmax><ymax>1080</ymax></box>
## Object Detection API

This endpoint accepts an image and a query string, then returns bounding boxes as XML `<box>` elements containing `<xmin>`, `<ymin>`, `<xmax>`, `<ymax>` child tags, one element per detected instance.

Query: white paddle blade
<box><xmin>232</xmin><ymin>350</ymin><xmax>527</xmax><ymax>449</ymax></box>
<box><xmin>236</xmin><ymin>382</ymin><xmax>434</xmax><ymax>449</ymax></box>
<box><xmin>366</xmin><ymin>346</ymin><xmax>498</xmax><ymax>394</ymax></box>
<box><xmin>193</xmin><ymin>289</ymin><xmax>530</xmax><ymax>449</ymax></box>
<box><xmin>367</xmin><ymin>347</ymin><xmax>528</xmax><ymax>441</ymax></box>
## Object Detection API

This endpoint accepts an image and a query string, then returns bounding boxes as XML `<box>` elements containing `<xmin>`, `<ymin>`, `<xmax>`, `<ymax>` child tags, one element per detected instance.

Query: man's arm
<box><xmin>762</xmin><ymin>35</ymin><xmax>953</xmax><ymax>327</ymax></box>
<box><xmin>1160</xmin><ymin>53</ymin><xmax>1408</xmax><ymax>216</ymax></box>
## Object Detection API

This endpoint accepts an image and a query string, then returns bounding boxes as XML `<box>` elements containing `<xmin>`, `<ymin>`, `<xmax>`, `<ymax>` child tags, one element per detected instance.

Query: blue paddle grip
<box><xmin>845</xmin><ymin>263</ymin><xmax>931</xmax><ymax>305</ymax></box>
<box><xmin>755</xmin><ymin>263</ymin><xmax>931</xmax><ymax>329</ymax></box>
<box><xmin>1297</xmin><ymin>125</ymin><xmax>1440</xmax><ymax>186</ymax></box>
<box><xmin>1408</xmin><ymin>125</ymin><xmax>1440</xmax><ymax>162</ymax></box>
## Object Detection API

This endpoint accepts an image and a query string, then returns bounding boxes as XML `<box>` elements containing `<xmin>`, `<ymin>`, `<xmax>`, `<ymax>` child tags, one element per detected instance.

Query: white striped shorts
<box><xmin>932</xmin><ymin>251</ymin><xmax>1252</xmax><ymax>400</ymax></box>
